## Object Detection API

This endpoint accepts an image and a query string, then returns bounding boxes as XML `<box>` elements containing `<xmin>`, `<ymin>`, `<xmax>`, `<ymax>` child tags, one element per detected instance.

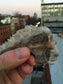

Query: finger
<box><xmin>0</xmin><ymin>47</ymin><xmax>30</xmax><ymax>71</ymax></box>
<box><xmin>7</xmin><ymin>69</ymin><xmax>23</xmax><ymax>84</ymax></box>
<box><xmin>1</xmin><ymin>71</ymin><xmax>13</xmax><ymax>84</ymax></box>
<box><xmin>0</xmin><ymin>72</ymin><xmax>5</xmax><ymax>84</ymax></box>
<box><xmin>17</xmin><ymin>57</ymin><xmax>35</xmax><ymax>80</ymax></box>
<box><xmin>18</xmin><ymin>67</ymin><xmax>28</xmax><ymax>80</ymax></box>
<box><xmin>27</xmin><ymin>56</ymin><xmax>35</xmax><ymax>66</ymax></box>
<box><xmin>20</xmin><ymin>63</ymin><xmax>33</xmax><ymax>74</ymax></box>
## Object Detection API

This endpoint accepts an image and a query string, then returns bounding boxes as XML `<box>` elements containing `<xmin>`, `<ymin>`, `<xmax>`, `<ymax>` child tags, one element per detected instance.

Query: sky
<box><xmin>0</xmin><ymin>0</ymin><xmax>63</xmax><ymax>17</ymax></box>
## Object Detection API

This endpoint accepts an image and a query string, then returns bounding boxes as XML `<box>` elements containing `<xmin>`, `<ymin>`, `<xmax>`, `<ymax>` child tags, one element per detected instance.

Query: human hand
<box><xmin>0</xmin><ymin>47</ymin><xmax>35</xmax><ymax>84</ymax></box>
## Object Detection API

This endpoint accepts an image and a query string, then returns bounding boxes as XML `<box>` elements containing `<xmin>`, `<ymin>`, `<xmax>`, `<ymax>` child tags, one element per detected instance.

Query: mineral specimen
<box><xmin>0</xmin><ymin>25</ymin><xmax>59</xmax><ymax>64</ymax></box>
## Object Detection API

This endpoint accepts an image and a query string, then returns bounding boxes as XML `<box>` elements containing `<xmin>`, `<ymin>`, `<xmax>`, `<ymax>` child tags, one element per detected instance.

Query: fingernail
<box><xmin>14</xmin><ymin>47</ymin><xmax>30</xmax><ymax>59</ymax></box>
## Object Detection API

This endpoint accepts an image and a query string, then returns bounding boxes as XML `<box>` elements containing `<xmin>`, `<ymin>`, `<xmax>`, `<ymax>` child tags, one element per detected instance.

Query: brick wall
<box><xmin>0</xmin><ymin>24</ymin><xmax>12</xmax><ymax>45</ymax></box>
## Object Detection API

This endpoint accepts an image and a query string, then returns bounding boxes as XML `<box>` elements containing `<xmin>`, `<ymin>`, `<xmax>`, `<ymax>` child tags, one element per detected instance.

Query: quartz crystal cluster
<box><xmin>0</xmin><ymin>25</ymin><xmax>59</xmax><ymax>64</ymax></box>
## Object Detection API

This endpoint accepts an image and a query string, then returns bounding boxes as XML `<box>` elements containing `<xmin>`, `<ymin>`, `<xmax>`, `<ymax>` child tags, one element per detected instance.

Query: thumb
<box><xmin>0</xmin><ymin>47</ymin><xmax>30</xmax><ymax>71</ymax></box>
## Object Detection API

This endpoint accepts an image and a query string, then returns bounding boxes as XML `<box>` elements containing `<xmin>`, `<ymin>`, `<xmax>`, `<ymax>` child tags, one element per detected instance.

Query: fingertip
<box><xmin>27</xmin><ymin>56</ymin><xmax>36</xmax><ymax>66</ymax></box>
<box><xmin>21</xmin><ymin>64</ymin><xmax>33</xmax><ymax>74</ymax></box>
<box><xmin>14</xmin><ymin>47</ymin><xmax>30</xmax><ymax>59</ymax></box>
<box><xmin>22</xmin><ymin>47</ymin><xmax>30</xmax><ymax>56</ymax></box>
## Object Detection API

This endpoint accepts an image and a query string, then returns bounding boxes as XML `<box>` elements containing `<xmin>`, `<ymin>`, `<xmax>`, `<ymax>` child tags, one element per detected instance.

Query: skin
<box><xmin>0</xmin><ymin>47</ymin><xmax>35</xmax><ymax>84</ymax></box>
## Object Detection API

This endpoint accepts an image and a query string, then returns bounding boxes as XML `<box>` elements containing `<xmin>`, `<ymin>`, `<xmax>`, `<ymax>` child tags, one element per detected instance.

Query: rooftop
<box><xmin>41</xmin><ymin>2</ymin><xmax>63</xmax><ymax>5</ymax></box>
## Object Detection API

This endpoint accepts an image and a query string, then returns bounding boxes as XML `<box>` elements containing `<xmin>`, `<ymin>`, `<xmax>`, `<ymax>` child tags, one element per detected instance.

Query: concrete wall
<box><xmin>43</xmin><ymin>16</ymin><xmax>63</xmax><ymax>21</ymax></box>
<box><xmin>44</xmin><ymin>22</ymin><xmax>63</xmax><ymax>28</ymax></box>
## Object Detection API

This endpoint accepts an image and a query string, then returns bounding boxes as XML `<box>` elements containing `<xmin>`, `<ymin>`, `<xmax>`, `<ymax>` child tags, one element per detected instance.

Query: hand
<box><xmin>0</xmin><ymin>47</ymin><xmax>35</xmax><ymax>84</ymax></box>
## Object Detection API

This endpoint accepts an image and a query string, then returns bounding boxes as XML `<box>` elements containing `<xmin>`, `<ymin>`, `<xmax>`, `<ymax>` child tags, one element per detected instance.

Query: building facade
<box><xmin>0</xmin><ymin>24</ymin><xmax>11</xmax><ymax>45</ymax></box>
<box><xmin>41</xmin><ymin>2</ymin><xmax>63</xmax><ymax>28</ymax></box>
<box><xmin>41</xmin><ymin>2</ymin><xmax>63</xmax><ymax>22</ymax></box>
<box><xmin>11</xmin><ymin>17</ymin><xmax>25</xmax><ymax>29</ymax></box>
<box><xmin>11</xmin><ymin>23</ymin><xmax>19</xmax><ymax>34</ymax></box>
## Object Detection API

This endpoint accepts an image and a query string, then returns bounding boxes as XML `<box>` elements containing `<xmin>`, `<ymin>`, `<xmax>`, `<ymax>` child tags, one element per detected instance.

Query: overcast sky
<box><xmin>0</xmin><ymin>0</ymin><xmax>63</xmax><ymax>17</ymax></box>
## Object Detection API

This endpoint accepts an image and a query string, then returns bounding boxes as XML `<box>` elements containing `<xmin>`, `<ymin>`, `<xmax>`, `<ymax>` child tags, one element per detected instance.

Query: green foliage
<box><xmin>0</xmin><ymin>14</ymin><xmax>4</xmax><ymax>21</ymax></box>
<box><xmin>13</xmin><ymin>12</ymin><xmax>22</xmax><ymax>18</ymax></box>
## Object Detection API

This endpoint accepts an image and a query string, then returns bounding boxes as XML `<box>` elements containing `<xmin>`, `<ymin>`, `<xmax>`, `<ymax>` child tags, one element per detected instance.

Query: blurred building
<box><xmin>1</xmin><ymin>16</ymin><xmax>26</xmax><ymax>34</ymax></box>
<box><xmin>41</xmin><ymin>2</ymin><xmax>63</xmax><ymax>28</ymax></box>
<box><xmin>11</xmin><ymin>16</ymin><xmax>26</xmax><ymax>32</ymax></box>
<box><xmin>1</xmin><ymin>17</ymin><xmax>11</xmax><ymax>24</ymax></box>
<box><xmin>22</xmin><ymin>15</ymin><xmax>30</xmax><ymax>21</ymax></box>
<box><xmin>11</xmin><ymin>23</ymin><xmax>19</xmax><ymax>34</ymax></box>
<box><xmin>0</xmin><ymin>24</ymin><xmax>11</xmax><ymax>45</ymax></box>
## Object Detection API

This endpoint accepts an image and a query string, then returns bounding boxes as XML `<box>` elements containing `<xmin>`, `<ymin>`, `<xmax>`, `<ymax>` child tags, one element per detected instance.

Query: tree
<box><xmin>0</xmin><ymin>14</ymin><xmax>4</xmax><ymax>21</ymax></box>
<box><xmin>13</xmin><ymin>12</ymin><xmax>22</xmax><ymax>18</ymax></box>
<box><xmin>33</xmin><ymin>12</ymin><xmax>37</xmax><ymax>19</ymax></box>
<box><xmin>26</xmin><ymin>16</ymin><xmax>41</xmax><ymax>26</ymax></box>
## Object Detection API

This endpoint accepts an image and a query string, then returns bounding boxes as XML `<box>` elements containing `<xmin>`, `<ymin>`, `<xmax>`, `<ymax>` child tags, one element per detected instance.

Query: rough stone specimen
<box><xmin>0</xmin><ymin>25</ymin><xmax>59</xmax><ymax>64</ymax></box>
